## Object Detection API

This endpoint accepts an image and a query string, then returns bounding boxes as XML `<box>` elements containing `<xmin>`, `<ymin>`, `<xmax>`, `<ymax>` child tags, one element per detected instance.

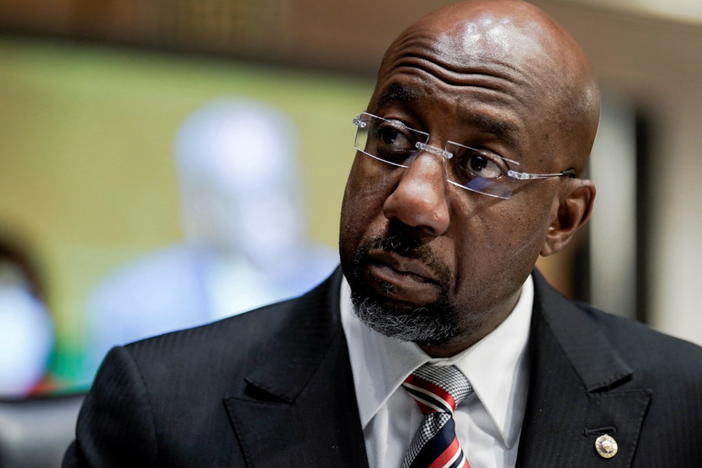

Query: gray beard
<box><xmin>344</xmin><ymin>226</ymin><xmax>464</xmax><ymax>345</ymax></box>
<box><xmin>350</xmin><ymin>284</ymin><xmax>461</xmax><ymax>345</ymax></box>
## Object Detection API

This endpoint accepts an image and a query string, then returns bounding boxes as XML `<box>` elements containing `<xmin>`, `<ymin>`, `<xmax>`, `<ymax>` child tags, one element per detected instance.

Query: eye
<box><xmin>377</xmin><ymin>122</ymin><xmax>412</xmax><ymax>148</ymax></box>
<box><xmin>460</xmin><ymin>149</ymin><xmax>506</xmax><ymax>179</ymax></box>
<box><xmin>370</xmin><ymin>120</ymin><xmax>416</xmax><ymax>162</ymax></box>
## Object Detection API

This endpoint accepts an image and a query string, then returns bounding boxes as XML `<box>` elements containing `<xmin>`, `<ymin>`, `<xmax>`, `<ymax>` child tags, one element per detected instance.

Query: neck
<box><xmin>418</xmin><ymin>288</ymin><xmax>522</xmax><ymax>358</ymax></box>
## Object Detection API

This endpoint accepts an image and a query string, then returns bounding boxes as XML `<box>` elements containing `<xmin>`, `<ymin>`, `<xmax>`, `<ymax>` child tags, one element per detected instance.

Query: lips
<box><xmin>363</xmin><ymin>250</ymin><xmax>441</xmax><ymax>305</ymax></box>
<box><xmin>368</xmin><ymin>250</ymin><xmax>439</xmax><ymax>282</ymax></box>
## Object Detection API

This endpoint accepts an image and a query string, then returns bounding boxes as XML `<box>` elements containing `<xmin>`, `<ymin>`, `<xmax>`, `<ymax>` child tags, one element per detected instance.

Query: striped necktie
<box><xmin>401</xmin><ymin>364</ymin><xmax>473</xmax><ymax>468</ymax></box>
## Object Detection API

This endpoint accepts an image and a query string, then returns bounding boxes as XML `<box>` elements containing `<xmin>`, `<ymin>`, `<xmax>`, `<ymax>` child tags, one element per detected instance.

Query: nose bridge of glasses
<box><xmin>414</xmin><ymin>141</ymin><xmax>453</xmax><ymax>160</ymax></box>
<box><xmin>409</xmin><ymin>140</ymin><xmax>458</xmax><ymax>185</ymax></box>
<box><xmin>392</xmin><ymin>145</ymin><xmax>452</xmax><ymax>220</ymax></box>
<box><xmin>399</xmin><ymin>141</ymin><xmax>454</xmax><ymax>194</ymax></box>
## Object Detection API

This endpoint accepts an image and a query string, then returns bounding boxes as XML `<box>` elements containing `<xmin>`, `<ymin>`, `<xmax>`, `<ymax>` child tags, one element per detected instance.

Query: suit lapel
<box><xmin>224</xmin><ymin>268</ymin><xmax>369</xmax><ymax>467</ymax></box>
<box><xmin>223</xmin><ymin>268</ymin><xmax>652</xmax><ymax>467</ymax></box>
<box><xmin>516</xmin><ymin>271</ymin><xmax>651</xmax><ymax>467</ymax></box>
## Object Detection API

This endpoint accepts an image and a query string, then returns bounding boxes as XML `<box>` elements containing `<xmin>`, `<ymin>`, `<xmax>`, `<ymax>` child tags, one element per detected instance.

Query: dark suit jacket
<box><xmin>64</xmin><ymin>268</ymin><xmax>702</xmax><ymax>467</ymax></box>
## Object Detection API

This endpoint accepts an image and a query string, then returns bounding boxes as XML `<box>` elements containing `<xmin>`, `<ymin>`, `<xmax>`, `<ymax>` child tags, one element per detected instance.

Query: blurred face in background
<box><xmin>176</xmin><ymin>100</ymin><xmax>306</xmax><ymax>267</ymax></box>
<box><xmin>0</xmin><ymin>254</ymin><xmax>53</xmax><ymax>396</ymax></box>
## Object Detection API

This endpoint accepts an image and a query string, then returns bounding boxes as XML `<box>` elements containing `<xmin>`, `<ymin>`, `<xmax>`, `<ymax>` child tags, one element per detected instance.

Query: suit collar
<box><xmin>243</xmin><ymin>267</ymin><xmax>345</xmax><ymax>403</ymax></box>
<box><xmin>516</xmin><ymin>270</ymin><xmax>650</xmax><ymax>468</ymax></box>
<box><xmin>239</xmin><ymin>267</ymin><xmax>635</xmax><ymax>401</ymax></box>
<box><xmin>224</xmin><ymin>267</ymin><xmax>369</xmax><ymax>467</ymax></box>
<box><xmin>225</xmin><ymin>267</ymin><xmax>651</xmax><ymax>467</ymax></box>
<box><xmin>531</xmin><ymin>270</ymin><xmax>633</xmax><ymax>392</ymax></box>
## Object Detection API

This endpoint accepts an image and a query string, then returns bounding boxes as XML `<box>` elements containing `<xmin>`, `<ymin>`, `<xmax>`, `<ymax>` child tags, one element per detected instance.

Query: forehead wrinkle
<box><xmin>375</xmin><ymin>61</ymin><xmax>530</xmax><ymax>113</ymax></box>
<box><xmin>380</xmin><ymin>33</ymin><xmax>533</xmax><ymax>107</ymax></box>
<box><xmin>372</xmin><ymin>78</ymin><xmax>523</xmax><ymax>149</ymax></box>
<box><xmin>375</xmin><ymin>80</ymin><xmax>518</xmax><ymax>130</ymax></box>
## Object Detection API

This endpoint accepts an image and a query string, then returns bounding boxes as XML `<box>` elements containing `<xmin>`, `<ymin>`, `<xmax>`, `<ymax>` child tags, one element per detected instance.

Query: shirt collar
<box><xmin>340</xmin><ymin>274</ymin><xmax>533</xmax><ymax>448</ymax></box>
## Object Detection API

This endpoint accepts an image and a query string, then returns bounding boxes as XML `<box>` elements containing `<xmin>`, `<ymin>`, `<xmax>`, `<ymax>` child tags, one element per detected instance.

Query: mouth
<box><xmin>362</xmin><ymin>250</ymin><xmax>441</xmax><ymax>305</ymax></box>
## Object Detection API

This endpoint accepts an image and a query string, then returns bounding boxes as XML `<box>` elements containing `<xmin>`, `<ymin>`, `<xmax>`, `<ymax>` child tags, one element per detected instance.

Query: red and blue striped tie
<box><xmin>402</xmin><ymin>364</ymin><xmax>473</xmax><ymax>468</ymax></box>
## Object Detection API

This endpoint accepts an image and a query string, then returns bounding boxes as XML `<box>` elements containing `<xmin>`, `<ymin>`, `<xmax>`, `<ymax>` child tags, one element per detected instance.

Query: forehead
<box><xmin>376</xmin><ymin>11</ymin><xmax>558</xmax><ymax>91</ymax></box>
<box><xmin>373</xmin><ymin>80</ymin><xmax>523</xmax><ymax>150</ymax></box>
<box><xmin>369</xmin><ymin>18</ymin><xmax>560</xmax><ymax>150</ymax></box>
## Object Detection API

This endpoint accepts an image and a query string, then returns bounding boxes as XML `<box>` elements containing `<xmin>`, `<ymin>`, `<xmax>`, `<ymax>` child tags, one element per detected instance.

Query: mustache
<box><xmin>364</xmin><ymin>233</ymin><xmax>428</xmax><ymax>261</ymax></box>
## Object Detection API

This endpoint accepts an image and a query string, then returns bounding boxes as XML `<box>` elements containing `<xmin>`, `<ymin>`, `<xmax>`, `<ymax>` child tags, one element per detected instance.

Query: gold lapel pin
<box><xmin>594</xmin><ymin>434</ymin><xmax>618</xmax><ymax>459</ymax></box>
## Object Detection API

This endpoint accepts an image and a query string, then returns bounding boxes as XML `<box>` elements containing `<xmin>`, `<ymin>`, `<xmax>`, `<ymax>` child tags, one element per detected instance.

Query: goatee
<box><xmin>345</xmin><ymin>230</ymin><xmax>461</xmax><ymax>345</ymax></box>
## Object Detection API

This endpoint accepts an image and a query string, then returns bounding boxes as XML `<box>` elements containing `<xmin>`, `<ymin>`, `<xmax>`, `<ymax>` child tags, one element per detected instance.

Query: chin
<box><xmin>342</xmin><ymin>230</ymin><xmax>468</xmax><ymax>344</ymax></box>
<box><xmin>349</xmin><ymin>283</ymin><xmax>461</xmax><ymax>345</ymax></box>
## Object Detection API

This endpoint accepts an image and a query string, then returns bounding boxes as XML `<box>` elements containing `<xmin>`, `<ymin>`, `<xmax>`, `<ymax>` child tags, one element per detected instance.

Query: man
<box><xmin>64</xmin><ymin>1</ymin><xmax>702</xmax><ymax>467</ymax></box>
<box><xmin>82</xmin><ymin>99</ymin><xmax>336</xmax><ymax>382</ymax></box>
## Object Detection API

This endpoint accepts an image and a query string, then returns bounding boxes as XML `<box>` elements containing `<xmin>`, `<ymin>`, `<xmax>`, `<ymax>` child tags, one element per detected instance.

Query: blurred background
<box><xmin>0</xmin><ymin>0</ymin><xmax>700</xmax><ymax>464</ymax></box>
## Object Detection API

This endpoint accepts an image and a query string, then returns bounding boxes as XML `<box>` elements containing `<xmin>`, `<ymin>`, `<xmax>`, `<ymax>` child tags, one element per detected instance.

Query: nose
<box><xmin>382</xmin><ymin>152</ymin><xmax>450</xmax><ymax>237</ymax></box>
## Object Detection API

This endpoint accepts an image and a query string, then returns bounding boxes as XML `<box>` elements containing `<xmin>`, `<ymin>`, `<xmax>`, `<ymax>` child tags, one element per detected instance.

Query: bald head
<box><xmin>341</xmin><ymin>0</ymin><xmax>600</xmax><ymax>354</ymax></box>
<box><xmin>374</xmin><ymin>0</ymin><xmax>600</xmax><ymax>172</ymax></box>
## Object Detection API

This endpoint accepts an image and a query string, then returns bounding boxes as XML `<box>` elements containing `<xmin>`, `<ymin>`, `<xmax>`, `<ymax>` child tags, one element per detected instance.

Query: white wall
<box><xmin>536</xmin><ymin>0</ymin><xmax>702</xmax><ymax>345</ymax></box>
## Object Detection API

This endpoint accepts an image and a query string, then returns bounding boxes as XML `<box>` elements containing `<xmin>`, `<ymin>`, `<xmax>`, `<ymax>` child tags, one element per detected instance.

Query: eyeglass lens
<box><xmin>354</xmin><ymin>113</ymin><xmax>514</xmax><ymax>199</ymax></box>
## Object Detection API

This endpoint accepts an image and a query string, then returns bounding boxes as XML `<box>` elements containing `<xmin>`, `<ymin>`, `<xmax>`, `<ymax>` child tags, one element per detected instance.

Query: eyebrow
<box><xmin>375</xmin><ymin>83</ymin><xmax>520</xmax><ymax>148</ymax></box>
<box><xmin>376</xmin><ymin>83</ymin><xmax>423</xmax><ymax>108</ymax></box>
<box><xmin>461</xmin><ymin>113</ymin><xmax>520</xmax><ymax>149</ymax></box>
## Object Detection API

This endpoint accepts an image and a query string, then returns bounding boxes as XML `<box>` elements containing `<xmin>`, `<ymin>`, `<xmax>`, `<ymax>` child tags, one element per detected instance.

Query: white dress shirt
<box><xmin>340</xmin><ymin>275</ymin><xmax>533</xmax><ymax>468</ymax></box>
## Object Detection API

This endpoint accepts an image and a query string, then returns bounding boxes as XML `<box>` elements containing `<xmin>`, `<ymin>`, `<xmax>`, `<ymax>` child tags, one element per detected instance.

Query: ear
<box><xmin>541</xmin><ymin>179</ymin><xmax>596</xmax><ymax>256</ymax></box>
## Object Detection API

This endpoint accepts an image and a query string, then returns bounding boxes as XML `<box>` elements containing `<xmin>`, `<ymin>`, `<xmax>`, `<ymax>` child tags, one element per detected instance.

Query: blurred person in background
<box><xmin>82</xmin><ymin>98</ymin><xmax>337</xmax><ymax>380</ymax></box>
<box><xmin>0</xmin><ymin>239</ymin><xmax>53</xmax><ymax>397</ymax></box>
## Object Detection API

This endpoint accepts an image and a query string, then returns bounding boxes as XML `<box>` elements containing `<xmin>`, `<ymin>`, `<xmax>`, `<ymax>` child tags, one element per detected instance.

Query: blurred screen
<box><xmin>0</xmin><ymin>37</ymin><xmax>373</xmax><ymax>390</ymax></box>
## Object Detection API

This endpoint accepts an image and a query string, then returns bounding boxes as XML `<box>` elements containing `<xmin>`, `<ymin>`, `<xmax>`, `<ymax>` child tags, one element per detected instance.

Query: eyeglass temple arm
<box><xmin>507</xmin><ymin>168</ymin><xmax>576</xmax><ymax>180</ymax></box>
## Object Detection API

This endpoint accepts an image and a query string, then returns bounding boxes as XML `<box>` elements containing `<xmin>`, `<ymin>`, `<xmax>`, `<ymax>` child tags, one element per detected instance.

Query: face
<box><xmin>339</xmin><ymin>11</ymin><xmax>580</xmax><ymax>351</ymax></box>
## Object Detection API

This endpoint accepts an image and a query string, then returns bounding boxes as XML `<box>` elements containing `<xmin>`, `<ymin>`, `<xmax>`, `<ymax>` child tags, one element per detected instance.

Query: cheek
<box><xmin>450</xmin><ymin>194</ymin><xmax>552</xmax><ymax>304</ymax></box>
<box><xmin>339</xmin><ymin>158</ymin><xmax>395</xmax><ymax>260</ymax></box>
<box><xmin>490</xmin><ymin>184</ymin><xmax>556</xmax><ymax>256</ymax></box>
